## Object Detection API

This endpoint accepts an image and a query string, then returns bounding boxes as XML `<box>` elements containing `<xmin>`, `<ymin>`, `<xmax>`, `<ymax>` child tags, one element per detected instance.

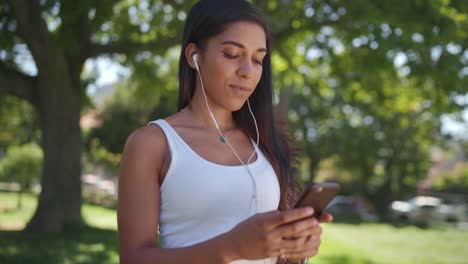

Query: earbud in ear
<box><xmin>192</xmin><ymin>53</ymin><xmax>199</xmax><ymax>70</ymax></box>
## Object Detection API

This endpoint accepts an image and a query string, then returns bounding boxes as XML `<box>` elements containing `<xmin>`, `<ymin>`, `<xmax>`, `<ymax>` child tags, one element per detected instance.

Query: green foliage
<box><xmin>0</xmin><ymin>143</ymin><xmax>42</xmax><ymax>191</ymax></box>
<box><xmin>85</xmin><ymin>83</ymin><xmax>149</xmax><ymax>154</ymax></box>
<box><xmin>0</xmin><ymin>95</ymin><xmax>39</xmax><ymax>151</ymax></box>
<box><xmin>84</xmin><ymin>78</ymin><xmax>177</xmax><ymax>167</ymax></box>
<box><xmin>85</xmin><ymin>138</ymin><xmax>121</xmax><ymax>175</ymax></box>
<box><xmin>96</xmin><ymin>0</ymin><xmax>466</xmax><ymax>209</ymax></box>
<box><xmin>257</xmin><ymin>0</ymin><xmax>468</xmax><ymax>209</ymax></box>
<box><xmin>433</xmin><ymin>162</ymin><xmax>468</xmax><ymax>192</ymax></box>
<box><xmin>82</xmin><ymin>78</ymin><xmax>177</xmax><ymax>175</ymax></box>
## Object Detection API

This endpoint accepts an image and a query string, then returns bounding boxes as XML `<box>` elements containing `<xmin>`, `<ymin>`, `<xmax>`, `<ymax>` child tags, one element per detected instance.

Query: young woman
<box><xmin>117</xmin><ymin>1</ymin><xmax>333</xmax><ymax>263</ymax></box>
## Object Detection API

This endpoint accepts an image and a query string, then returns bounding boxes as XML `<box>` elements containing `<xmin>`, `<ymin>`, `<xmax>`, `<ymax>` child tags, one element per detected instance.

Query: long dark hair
<box><xmin>178</xmin><ymin>0</ymin><xmax>301</xmax><ymax>211</ymax></box>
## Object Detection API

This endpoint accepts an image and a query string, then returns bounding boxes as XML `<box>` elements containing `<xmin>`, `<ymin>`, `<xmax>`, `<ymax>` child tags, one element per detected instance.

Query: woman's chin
<box><xmin>227</xmin><ymin>100</ymin><xmax>249</xmax><ymax>112</ymax></box>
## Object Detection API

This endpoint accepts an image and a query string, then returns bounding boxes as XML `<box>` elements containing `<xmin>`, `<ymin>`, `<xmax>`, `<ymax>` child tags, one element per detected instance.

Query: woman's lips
<box><xmin>230</xmin><ymin>84</ymin><xmax>252</xmax><ymax>95</ymax></box>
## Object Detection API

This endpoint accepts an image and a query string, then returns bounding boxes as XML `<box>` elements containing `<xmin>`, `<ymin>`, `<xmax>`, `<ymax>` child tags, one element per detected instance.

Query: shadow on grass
<box><xmin>0</xmin><ymin>225</ymin><xmax>118</xmax><ymax>264</ymax></box>
<box><xmin>384</xmin><ymin>217</ymin><xmax>447</xmax><ymax>230</ymax></box>
<box><xmin>330</xmin><ymin>216</ymin><xmax>364</xmax><ymax>225</ymax></box>
<box><xmin>331</xmin><ymin>215</ymin><xmax>440</xmax><ymax>230</ymax></box>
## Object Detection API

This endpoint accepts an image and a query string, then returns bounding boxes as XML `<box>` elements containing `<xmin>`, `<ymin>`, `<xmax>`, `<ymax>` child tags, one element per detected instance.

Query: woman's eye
<box><xmin>224</xmin><ymin>53</ymin><xmax>263</xmax><ymax>66</ymax></box>
<box><xmin>224</xmin><ymin>53</ymin><xmax>239</xmax><ymax>59</ymax></box>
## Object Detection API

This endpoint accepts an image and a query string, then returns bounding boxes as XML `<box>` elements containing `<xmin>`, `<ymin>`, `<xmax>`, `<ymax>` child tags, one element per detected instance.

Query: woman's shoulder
<box><xmin>125</xmin><ymin>111</ymin><xmax>199</xmax><ymax>152</ymax></box>
<box><xmin>123</xmin><ymin>120</ymin><xmax>168</xmax><ymax>159</ymax></box>
<box><xmin>128</xmin><ymin>111</ymin><xmax>180</xmax><ymax>143</ymax></box>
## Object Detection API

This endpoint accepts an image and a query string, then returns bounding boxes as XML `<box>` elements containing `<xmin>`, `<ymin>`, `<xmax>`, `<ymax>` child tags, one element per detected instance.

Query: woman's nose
<box><xmin>237</xmin><ymin>57</ymin><xmax>254</xmax><ymax>79</ymax></box>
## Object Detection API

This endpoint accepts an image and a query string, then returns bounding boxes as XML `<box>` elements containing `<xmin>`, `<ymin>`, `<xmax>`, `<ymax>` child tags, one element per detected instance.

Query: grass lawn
<box><xmin>1</xmin><ymin>191</ymin><xmax>467</xmax><ymax>263</ymax></box>
<box><xmin>316</xmin><ymin>223</ymin><xmax>467</xmax><ymax>264</ymax></box>
<box><xmin>0</xmin><ymin>192</ymin><xmax>118</xmax><ymax>264</ymax></box>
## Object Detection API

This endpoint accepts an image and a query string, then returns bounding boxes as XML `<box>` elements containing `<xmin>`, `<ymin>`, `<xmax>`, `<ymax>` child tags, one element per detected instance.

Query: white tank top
<box><xmin>148</xmin><ymin>119</ymin><xmax>280</xmax><ymax>264</ymax></box>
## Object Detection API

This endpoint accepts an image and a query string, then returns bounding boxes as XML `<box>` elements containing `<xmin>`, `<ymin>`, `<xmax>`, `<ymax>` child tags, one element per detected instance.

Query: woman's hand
<box><xmin>281</xmin><ymin>212</ymin><xmax>333</xmax><ymax>262</ymax></box>
<box><xmin>225</xmin><ymin>207</ymin><xmax>319</xmax><ymax>261</ymax></box>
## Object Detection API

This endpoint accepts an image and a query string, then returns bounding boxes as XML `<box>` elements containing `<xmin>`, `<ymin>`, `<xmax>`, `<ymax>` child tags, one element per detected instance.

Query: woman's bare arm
<box><xmin>117</xmin><ymin>125</ymin><xmax>238</xmax><ymax>264</ymax></box>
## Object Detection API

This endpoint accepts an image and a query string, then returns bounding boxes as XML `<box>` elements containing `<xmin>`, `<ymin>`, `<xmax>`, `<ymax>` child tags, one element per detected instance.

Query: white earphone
<box><xmin>192</xmin><ymin>53</ymin><xmax>200</xmax><ymax>70</ymax></box>
<box><xmin>190</xmin><ymin>52</ymin><xmax>260</xmax><ymax>216</ymax></box>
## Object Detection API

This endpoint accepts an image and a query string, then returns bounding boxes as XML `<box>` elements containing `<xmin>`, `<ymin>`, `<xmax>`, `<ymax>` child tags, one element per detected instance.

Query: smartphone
<box><xmin>293</xmin><ymin>182</ymin><xmax>340</xmax><ymax>219</ymax></box>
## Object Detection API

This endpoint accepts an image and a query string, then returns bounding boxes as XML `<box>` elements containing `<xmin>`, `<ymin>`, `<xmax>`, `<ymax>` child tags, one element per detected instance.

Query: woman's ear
<box><xmin>185</xmin><ymin>43</ymin><xmax>199</xmax><ymax>70</ymax></box>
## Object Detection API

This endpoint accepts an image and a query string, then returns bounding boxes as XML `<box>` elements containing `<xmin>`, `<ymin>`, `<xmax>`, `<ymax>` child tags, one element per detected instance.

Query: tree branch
<box><xmin>6</xmin><ymin>0</ymin><xmax>55</xmax><ymax>70</ymax></box>
<box><xmin>0</xmin><ymin>61</ymin><xmax>37</xmax><ymax>104</ymax></box>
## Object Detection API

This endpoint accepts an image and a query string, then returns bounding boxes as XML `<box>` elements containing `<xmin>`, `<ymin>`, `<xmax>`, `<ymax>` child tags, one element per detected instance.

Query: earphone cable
<box><xmin>195</xmin><ymin>60</ymin><xmax>272</xmax><ymax>264</ymax></box>
<box><xmin>195</xmin><ymin>63</ymin><xmax>259</xmax><ymax>214</ymax></box>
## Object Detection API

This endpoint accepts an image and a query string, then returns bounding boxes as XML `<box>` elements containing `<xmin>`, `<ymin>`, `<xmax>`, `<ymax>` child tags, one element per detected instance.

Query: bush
<box><xmin>85</xmin><ymin>138</ymin><xmax>121</xmax><ymax>175</ymax></box>
<box><xmin>0</xmin><ymin>143</ymin><xmax>42</xmax><ymax>209</ymax></box>
<box><xmin>432</xmin><ymin>162</ymin><xmax>468</xmax><ymax>193</ymax></box>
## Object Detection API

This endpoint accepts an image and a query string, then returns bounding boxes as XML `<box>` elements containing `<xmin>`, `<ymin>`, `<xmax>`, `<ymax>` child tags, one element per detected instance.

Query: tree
<box><xmin>256</xmin><ymin>0</ymin><xmax>467</xmax><ymax>202</ymax></box>
<box><xmin>0</xmin><ymin>0</ymin><xmax>189</xmax><ymax>232</ymax></box>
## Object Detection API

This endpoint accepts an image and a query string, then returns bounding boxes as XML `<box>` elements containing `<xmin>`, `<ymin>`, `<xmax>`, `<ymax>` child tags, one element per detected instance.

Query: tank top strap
<box><xmin>147</xmin><ymin>119</ymin><xmax>185</xmax><ymax>167</ymax></box>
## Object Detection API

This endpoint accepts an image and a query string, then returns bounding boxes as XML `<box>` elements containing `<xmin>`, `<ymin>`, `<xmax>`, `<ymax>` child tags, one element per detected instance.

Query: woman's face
<box><xmin>196</xmin><ymin>21</ymin><xmax>267</xmax><ymax>111</ymax></box>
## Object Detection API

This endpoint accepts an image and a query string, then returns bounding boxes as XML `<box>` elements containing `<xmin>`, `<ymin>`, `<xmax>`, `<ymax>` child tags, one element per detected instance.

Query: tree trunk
<box><xmin>275</xmin><ymin>85</ymin><xmax>294</xmax><ymax>132</ymax></box>
<box><xmin>396</xmin><ymin>163</ymin><xmax>408</xmax><ymax>199</ymax></box>
<box><xmin>374</xmin><ymin>158</ymin><xmax>395</xmax><ymax>217</ymax></box>
<box><xmin>307</xmin><ymin>154</ymin><xmax>321</xmax><ymax>183</ymax></box>
<box><xmin>359</xmin><ymin>162</ymin><xmax>373</xmax><ymax>196</ymax></box>
<box><xmin>17</xmin><ymin>189</ymin><xmax>23</xmax><ymax>210</ymax></box>
<box><xmin>25</xmin><ymin>55</ymin><xmax>83</xmax><ymax>232</ymax></box>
